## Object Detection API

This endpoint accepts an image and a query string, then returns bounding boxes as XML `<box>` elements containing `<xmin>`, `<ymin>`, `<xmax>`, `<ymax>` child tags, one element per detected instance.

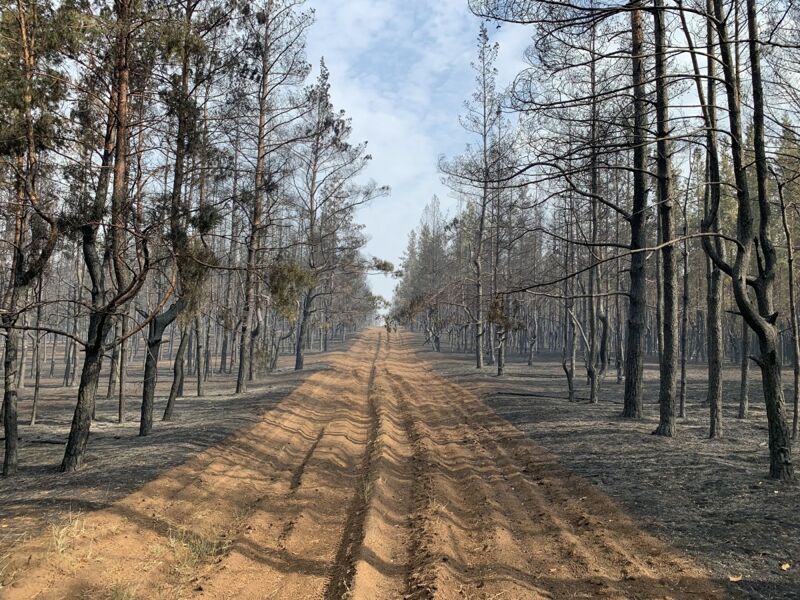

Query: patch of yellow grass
<box><xmin>49</xmin><ymin>511</ymin><xmax>85</xmax><ymax>555</ymax></box>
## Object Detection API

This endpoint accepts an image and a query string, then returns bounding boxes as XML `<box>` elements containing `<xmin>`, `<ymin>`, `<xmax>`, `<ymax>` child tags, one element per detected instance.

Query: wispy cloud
<box><xmin>306</xmin><ymin>0</ymin><xmax>530</xmax><ymax>300</ymax></box>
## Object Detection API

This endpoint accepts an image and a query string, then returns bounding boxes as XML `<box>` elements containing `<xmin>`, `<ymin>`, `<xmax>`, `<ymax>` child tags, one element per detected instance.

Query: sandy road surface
<box><xmin>2</xmin><ymin>329</ymin><xmax>724</xmax><ymax>599</ymax></box>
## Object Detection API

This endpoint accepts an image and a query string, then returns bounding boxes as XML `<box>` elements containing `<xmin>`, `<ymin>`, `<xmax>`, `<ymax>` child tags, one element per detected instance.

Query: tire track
<box><xmin>428</xmin><ymin>356</ymin><xmax>692</xmax><ymax>594</ymax></box>
<box><xmin>192</xmin><ymin>338</ymin><xmax>376</xmax><ymax>600</ymax></box>
<box><xmin>383</xmin><ymin>369</ymin><xmax>437</xmax><ymax>600</ymax></box>
<box><xmin>1</xmin><ymin>339</ymin><xmax>365</xmax><ymax>600</ymax></box>
<box><xmin>385</xmin><ymin>367</ymin><xmax>544</xmax><ymax>599</ymax></box>
<box><xmin>324</xmin><ymin>335</ymin><xmax>383</xmax><ymax>600</ymax></box>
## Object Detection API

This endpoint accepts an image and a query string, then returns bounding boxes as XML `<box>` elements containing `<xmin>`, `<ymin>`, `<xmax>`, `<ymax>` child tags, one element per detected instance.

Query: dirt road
<box><xmin>2</xmin><ymin>329</ymin><xmax>724</xmax><ymax>599</ymax></box>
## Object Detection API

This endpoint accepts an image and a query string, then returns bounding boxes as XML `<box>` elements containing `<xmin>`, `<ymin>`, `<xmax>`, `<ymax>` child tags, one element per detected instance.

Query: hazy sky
<box><xmin>305</xmin><ymin>0</ymin><xmax>532</xmax><ymax>301</ymax></box>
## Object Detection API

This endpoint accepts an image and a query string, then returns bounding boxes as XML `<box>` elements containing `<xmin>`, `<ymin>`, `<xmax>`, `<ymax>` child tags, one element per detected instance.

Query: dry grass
<box><xmin>167</xmin><ymin>527</ymin><xmax>233</xmax><ymax>578</ymax></box>
<box><xmin>0</xmin><ymin>530</ymin><xmax>28</xmax><ymax>584</ymax></box>
<box><xmin>166</xmin><ymin>505</ymin><xmax>253</xmax><ymax>581</ymax></box>
<box><xmin>99</xmin><ymin>582</ymin><xmax>139</xmax><ymax>600</ymax></box>
<box><xmin>49</xmin><ymin>511</ymin><xmax>85</xmax><ymax>554</ymax></box>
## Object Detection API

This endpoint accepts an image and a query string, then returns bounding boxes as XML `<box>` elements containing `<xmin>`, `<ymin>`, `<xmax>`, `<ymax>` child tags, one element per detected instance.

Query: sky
<box><xmin>305</xmin><ymin>0</ymin><xmax>532</xmax><ymax>302</ymax></box>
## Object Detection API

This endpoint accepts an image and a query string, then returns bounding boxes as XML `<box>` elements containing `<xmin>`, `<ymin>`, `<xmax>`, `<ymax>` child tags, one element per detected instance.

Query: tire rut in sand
<box><xmin>191</xmin><ymin>337</ymin><xmax>377</xmax><ymax>600</ymax></box>
<box><xmin>386</xmin><ymin>366</ymin><xmax>545</xmax><ymax>598</ymax></box>
<box><xmin>333</xmin><ymin>335</ymin><xmax>439</xmax><ymax>600</ymax></box>
<box><xmin>384</xmin><ymin>369</ymin><xmax>437</xmax><ymax>600</ymax></box>
<box><xmin>323</xmin><ymin>336</ymin><xmax>383</xmax><ymax>600</ymax></box>
<box><xmin>1</xmin><ymin>357</ymin><xmax>349</xmax><ymax>600</ymax></box>
<box><xmin>276</xmin><ymin>424</ymin><xmax>328</xmax><ymax>545</ymax></box>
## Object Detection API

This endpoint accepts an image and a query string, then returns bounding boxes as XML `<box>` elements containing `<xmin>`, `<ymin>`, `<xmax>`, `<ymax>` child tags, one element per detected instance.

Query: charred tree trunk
<box><xmin>3</xmin><ymin>322</ymin><xmax>20</xmax><ymax>476</ymax></box>
<box><xmin>704</xmin><ymin>0</ymin><xmax>724</xmax><ymax>439</ymax></box>
<box><xmin>739</xmin><ymin>320</ymin><xmax>750</xmax><ymax>418</ymax></box>
<box><xmin>61</xmin><ymin>313</ymin><xmax>111</xmax><ymax>472</ymax></box>
<box><xmin>679</xmin><ymin>199</ymin><xmax>690</xmax><ymax>419</ymax></box>
<box><xmin>707</xmin><ymin>253</ymin><xmax>723</xmax><ymax>438</ymax></box>
<box><xmin>295</xmin><ymin>290</ymin><xmax>314</xmax><ymax>371</ymax></box>
<box><xmin>140</xmin><ymin>302</ymin><xmax>183</xmax><ymax>436</ymax></box>
<box><xmin>118</xmin><ymin>308</ymin><xmax>129</xmax><ymax>423</ymax></box>
<box><xmin>704</xmin><ymin>0</ymin><xmax>793</xmax><ymax>478</ymax></box>
<box><xmin>163</xmin><ymin>324</ymin><xmax>188</xmax><ymax>421</ymax></box>
<box><xmin>496</xmin><ymin>325</ymin><xmax>506</xmax><ymax>377</ymax></box>
<box><xmin>653</xmin><ymin>0</ymin><xmax>677</xmax><ymax>437</ymax></box>
<box><xmin>776</xmin><ymin>180</ymin><xmax>800</xmax><ymax>439</ymax></box>
<box><xmin>587</xmin><ymin>77</ymin><xmax>600</xmax><ymax>403</ymax></box>
<box><xmin>195</xmin><ymin>316</ymin><xmax>204</xmax><ymax>397</ymax></box>
<box><xmin>622</xmin><ymin>5</ymin><xmax>648</xmax><ymax>419</ymax></box>
<box><xmin>237</xmin><ymin>1</ymin><xmax>273</xmax><ymax>393</ymax></box>
<box><xmin>29</xmin><ymin>280</ymin><xmax>44</xmax><ymax>426</ymax></box>
<box><xmin>105</xmin><ymin>319</ymin><xmax>121</xmax><ymax>401</ymax></box>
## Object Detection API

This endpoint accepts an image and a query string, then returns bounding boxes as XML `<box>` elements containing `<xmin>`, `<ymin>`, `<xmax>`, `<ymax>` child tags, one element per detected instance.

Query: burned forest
<box><xmin>1</xmin><ymin>0</ymin><xmax>799</xmax><ymax>598</ymax></box>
